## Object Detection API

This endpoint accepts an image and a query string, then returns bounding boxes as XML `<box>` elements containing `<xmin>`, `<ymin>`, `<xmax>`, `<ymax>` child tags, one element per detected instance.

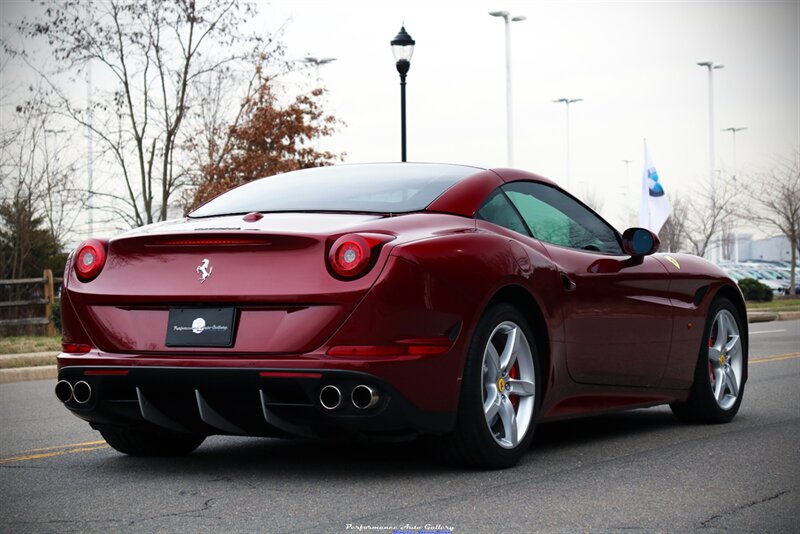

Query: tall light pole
<box><xmin>489</xmin><ymin>11</ymin><xmax>526</xmax><ymax>167</ymax></box>
<box><xmin>622</xmin><ymin>158</ymin><xmax>633</xmax><ymax>226</ymax></box>
<box><xmin>697</xmin><ymin>61</ymin><xmax>724</xmax><ymax>189</ymax></box>
<box><xmin>85</xmin><ymin>4</ymin><xmax>95</xmax><ymax>238</ymax></box>
<box><xmin>721</xmin><ymin>126</ymin><xmax>747</xmax><ymax>180</ymax></box>
<box><xmin>86</xmin><ymin>60</ymin><xmax>94</xmax><ymax>237</ymax></box>
<box><xmin>298</xmin><ymin>56</ymin><xmax>337</xmax><ymax>152</ymax></box>
<box><xmin>552</xmin><ymin>97</ymin><xmax>582</xmax><ymax>190</ymax></box>
<box><xmin>298</xmin><ymin>56</ymin><xmax>337</xmax><ymax>86</ymax></box>
<box><xmin>622</xmin><ymin>158</ymin><xmax>633</xmax><ymax>184</ymax></box>
<box><xmin>391</xmin><ymin>26</ymin><xmax>415</xmax><ymax>163</ymax></box>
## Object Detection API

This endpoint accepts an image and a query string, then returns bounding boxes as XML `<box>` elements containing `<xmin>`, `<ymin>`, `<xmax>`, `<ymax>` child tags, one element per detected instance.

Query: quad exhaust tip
<box><xmin>351</xmin><ymin>384</ymin><xmax>380</xmax><ymax>410</ymax></box>
<box><xmin>319</xmin><ymin>385</ymin><xmax>342</xmax><ymax>410</ymax></box>
<box><xmin>72</xmin><ymin>381</ymin><xmax>92</xmax><ymax>404</ymax></box>
<box><xmin>55</xmin><ymin>380</ymin><xmax>73</xmax><ymax>403</ymax></box>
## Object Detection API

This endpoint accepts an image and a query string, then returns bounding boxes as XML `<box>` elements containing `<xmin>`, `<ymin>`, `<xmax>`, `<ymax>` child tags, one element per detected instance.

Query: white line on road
<box><xmin>750</xmin><ymin>329</ymin><xmax>787</xmax><ymax>335</ymax></box>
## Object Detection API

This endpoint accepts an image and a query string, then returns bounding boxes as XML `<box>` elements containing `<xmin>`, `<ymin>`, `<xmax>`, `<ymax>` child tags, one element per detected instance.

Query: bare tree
<box><xmin>0</xmin><ymin>81</ymin><xmax>81</xmax><ymax>278</ymax></box>
<box><xmin>683</xmin><ymin>175</ymin><xmax>740</xmax><ymax>258</ymax></box>
<box><xmin>741</xmin><ymin>153</ymin><xmax>800</xmax><ymax>293</ymax></box>
<box><xmin>657</xmin><ymin>194</ymin><xmax>689</xmax><ymax>253</ymax></box>
<box><xmin>580</xmin><ymin>188</ymin><xmax>604</xmax><ymax>214</ymax></box>
<box><xmin>720</xmin><ymin>221</ymin><xmax>736</xmax><ymax>261</ymax></box>
<box><xmin>19</xmin><ymin>0</ymin><xmax>278</xmax><ymax>228</ymax></box>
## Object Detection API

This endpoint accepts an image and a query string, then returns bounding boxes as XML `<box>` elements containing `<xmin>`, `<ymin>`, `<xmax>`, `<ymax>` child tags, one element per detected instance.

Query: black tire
<box><xmin>670</xmin><ymin>297</ymin><xmax>747</xmax><ymax>424</ymax></box>
<box><xmin>98</xmin><ymin>425</ymin><xmax>206</xmax><ymax>456</ymax></box>
<box><xmin>439</xmin><ymin>303</ymin><xmax>540</xmax><ymax>469</ymax></box>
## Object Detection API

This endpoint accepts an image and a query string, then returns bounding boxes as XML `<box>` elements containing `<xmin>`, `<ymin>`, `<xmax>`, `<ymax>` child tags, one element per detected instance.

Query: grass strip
<box><xmin>0</xmin><ymin>354</ymin><xmax>57</xmax><ymax>369</ymax></box>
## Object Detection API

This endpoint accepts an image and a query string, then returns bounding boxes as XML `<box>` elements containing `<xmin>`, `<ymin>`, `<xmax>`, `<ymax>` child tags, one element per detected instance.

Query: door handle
<box><xmin>560</xmin><ymin>272</ymin><xmax>576</xmax><ymax>292</ymax></box>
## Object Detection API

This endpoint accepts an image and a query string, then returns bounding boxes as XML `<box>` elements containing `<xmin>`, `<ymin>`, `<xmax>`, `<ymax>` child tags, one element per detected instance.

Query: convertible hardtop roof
<box><xmin>189</xmin><ymin>162</ymin><xmax>559</xmax><ymax>219</ymax></box>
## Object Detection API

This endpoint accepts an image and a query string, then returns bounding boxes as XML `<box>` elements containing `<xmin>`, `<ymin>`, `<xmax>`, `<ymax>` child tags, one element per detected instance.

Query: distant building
<box><xmin>731</xmin><ymin>234</ymin><xmax>798</xmax><ymax>263</ymax></box>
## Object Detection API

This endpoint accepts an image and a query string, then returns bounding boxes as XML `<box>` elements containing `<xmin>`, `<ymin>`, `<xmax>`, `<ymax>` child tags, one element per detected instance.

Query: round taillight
<box><xmin>329</xmin><ymin>234</ymin><xmax>371</xmax><ymax>278</ymax></box>
<box><xmin>74</xmin><ymin>239</ymin><xmax>107</xmax><ymax>282</ymax></box>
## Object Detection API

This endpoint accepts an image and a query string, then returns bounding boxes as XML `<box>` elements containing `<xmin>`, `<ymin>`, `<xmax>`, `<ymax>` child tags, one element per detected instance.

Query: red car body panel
<box><xmin>57</xmin><ymin>163</ymin><xmax>747</xmax><ymax>437</ymax></box>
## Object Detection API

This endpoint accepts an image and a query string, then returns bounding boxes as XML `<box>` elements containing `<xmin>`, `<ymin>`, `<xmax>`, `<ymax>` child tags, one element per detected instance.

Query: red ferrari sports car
<box><xmin>56</xmin><ymin>163</ymin><xmax>747</xmax><ymax>468</ymax></box>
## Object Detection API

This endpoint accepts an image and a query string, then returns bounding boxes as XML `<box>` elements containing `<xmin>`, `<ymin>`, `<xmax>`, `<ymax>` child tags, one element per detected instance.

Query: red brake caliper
<box><xmin>708</xmin><ymin>335</ymin><xmax>716</xmax><ymax>385</ymax></box>
<box><xmin>510</xmin><ymin>364</ymin><xmax>519</xmax><ymax>408</ymax></box>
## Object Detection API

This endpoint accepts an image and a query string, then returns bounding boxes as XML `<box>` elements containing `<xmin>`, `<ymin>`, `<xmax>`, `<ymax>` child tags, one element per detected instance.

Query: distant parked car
<box><xmin>727</xmin><ymin>269</ymin><xmax>786</xmax><ymax>296</ymax></box>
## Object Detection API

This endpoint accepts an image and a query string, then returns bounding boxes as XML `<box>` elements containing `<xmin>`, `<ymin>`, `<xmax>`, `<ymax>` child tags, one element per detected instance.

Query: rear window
<box><xmin>190</xmin><ymin>164</ymin><xmax>479</xmax><ymax>217</ymax></box>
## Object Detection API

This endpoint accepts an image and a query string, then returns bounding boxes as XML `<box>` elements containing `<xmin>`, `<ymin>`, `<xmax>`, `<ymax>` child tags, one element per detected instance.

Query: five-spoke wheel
<box><xmin>671</xmin><ymin>297</ymin><xmax>747</xmax><ymax>423</ymax></box>
<box><xmin>481</xmin><ymin>321</ymin><xmax>536</xmax><ymax>449</ymax></box>
<box><xmin>706</xmin><ymin>309</ymin><xmax>743</xmax><ymax>411</ymax></box>
<box><xmin>442</xmin><ymin>303</ymin><xmax>540</xmax><ymax>469</ymax></box>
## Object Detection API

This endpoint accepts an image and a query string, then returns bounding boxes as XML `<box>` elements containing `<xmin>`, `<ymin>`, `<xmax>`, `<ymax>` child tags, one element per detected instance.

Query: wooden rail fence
<box><xmin>0</xmin><ymin>270</ymin><xmax>60</xmax><ymax>336</ymax></box>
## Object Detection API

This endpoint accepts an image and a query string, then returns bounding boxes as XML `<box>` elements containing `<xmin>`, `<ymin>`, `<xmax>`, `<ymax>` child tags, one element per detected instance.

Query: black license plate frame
<box><xmin>165</xmin><ymin>307</ymin><xmax>236</xmax><ymax>347</ymax></box>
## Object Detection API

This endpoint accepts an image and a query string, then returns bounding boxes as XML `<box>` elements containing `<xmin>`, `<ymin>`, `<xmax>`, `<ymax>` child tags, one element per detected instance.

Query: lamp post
<box><xmin>86</xmin><ymin>60</ymin><xmax>94</xmax><ymax>237</ymax></box>
<box><xmin>622</xmin><ymin>158</ymin><xmax>633</xmax><ymax>184</ymax></box>
<box><xmin>298</xmin><ymin>56</ymin><xmax>337</xmax><ymax>86</ymax></box>
<box><xmin>721</xmin><ymin>126</ymin><xmax>747</xmax><ymax>180</ymax></box>
<box><xmin>697</xmin><ymin>61</ymin><xmax>724</xmax><ymax>189</ymax></box>
<box><xmin>489</xmin><ymin>11</ymin><xmax>526</xmax><ymax>167</ymax></box>
<box><xmin>391</xmin><ymin>26</ymin><xmax>415</xmax><ymax>163</ymax></box>
<box><xmin>622</xmin><ymin>158</ymin><xmax>633</xmax><ymax>226</ymax></box>
<box><xmin>552</xmin><ymin>97</ymin><xmax>582</xmax><ymax>190</ymax></box>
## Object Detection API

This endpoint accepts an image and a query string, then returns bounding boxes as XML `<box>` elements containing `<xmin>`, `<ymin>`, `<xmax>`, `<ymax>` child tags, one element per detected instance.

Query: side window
<box><xmin>503</xmin><ymin>182</ymin><xmax>622</xmax><ymax>254</ymax></box>
<box><xmin>476</xmin><ymin>189</ymin><xmax>530</xmax><ymax>236</ymax></box>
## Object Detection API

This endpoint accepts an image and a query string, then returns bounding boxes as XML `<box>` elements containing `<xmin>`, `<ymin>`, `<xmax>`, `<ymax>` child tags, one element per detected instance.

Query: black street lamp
<box><xmin>391</xmin><ymin>26</ymin><xmax>415</xmax><ymax>162</ymax></box>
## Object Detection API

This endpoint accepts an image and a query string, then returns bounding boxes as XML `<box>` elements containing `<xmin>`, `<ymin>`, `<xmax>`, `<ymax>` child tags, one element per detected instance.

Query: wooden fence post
<box><xmin>43</xmin><ymin>269</ymin><xmax>56</xmax><ymax>336</ymax></box>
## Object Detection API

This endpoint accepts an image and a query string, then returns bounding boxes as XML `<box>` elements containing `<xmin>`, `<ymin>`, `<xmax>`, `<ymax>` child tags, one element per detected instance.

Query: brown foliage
<box><xmin>187</xmin><ymin>82</ymin><xmax>342</xmax><ymax>212</ymax></box>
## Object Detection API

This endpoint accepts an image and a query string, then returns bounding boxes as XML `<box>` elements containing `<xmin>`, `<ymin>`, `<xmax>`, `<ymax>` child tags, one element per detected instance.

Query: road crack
<box><xmin>700</xmin><ymin>489</ymin><xmax>792</xmax><ymax>528</ymax></box>
<box><xmin>127</xmin><ymin>497</ymin><xmax>218</xmax><ymax>526</ymax></box>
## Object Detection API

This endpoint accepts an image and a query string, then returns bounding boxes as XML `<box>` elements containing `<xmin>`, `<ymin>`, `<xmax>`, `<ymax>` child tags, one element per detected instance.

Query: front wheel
<box><xmin>441</xmin><ymin>303</ymin><xmax>540</xmax><ymax>469</ymax></box>
<box><xmin>670</xmin><ymin>297</ymin><xmax>747</xmax><ymax>424</ymax></box>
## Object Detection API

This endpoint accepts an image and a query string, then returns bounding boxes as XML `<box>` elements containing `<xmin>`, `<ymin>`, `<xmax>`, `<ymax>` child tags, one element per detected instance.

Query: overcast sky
<box><xmin>267</xmin><ymin>0</ymin><xmax>799</xmax><ymax>229</ymax></box>
<box><xmin>1</xmin><ymin>0</ymin><xmax>798</xmax><ymax>234</ymax></box>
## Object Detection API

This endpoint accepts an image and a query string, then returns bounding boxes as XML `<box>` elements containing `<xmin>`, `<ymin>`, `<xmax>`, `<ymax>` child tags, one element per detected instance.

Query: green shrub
<box><xmin>50</xmin><ymin>300</ymin><xmax>62</xmax><ymax>333</ymax></box>
<box><xmin>739</xmin><ymin>278</ymin><xmax>773</xmax><ymax>302</ymax></box>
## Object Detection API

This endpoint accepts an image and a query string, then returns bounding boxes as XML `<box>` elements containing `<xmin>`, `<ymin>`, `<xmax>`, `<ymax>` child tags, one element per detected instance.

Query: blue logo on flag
<box><xmin>647</xmin><ymin>168</ymin><xmax>664</xmax><ymax>197</ymax></box>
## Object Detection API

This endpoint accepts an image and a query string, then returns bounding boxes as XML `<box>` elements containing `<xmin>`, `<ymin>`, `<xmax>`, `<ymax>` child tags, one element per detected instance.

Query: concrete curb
<box><xmin>748</xmin><ymin>312</ymin><xmax>778</xmax><ymax>323</ymax></box>
<box><xmin>0</xmin><ymin>365</ymin><xmax>57</xmax><ymax>384</ymax></box>
<box><xmin>747</xmin><ymin>310</ymin><xmax>800</xmax><ymax>323</ymax></box>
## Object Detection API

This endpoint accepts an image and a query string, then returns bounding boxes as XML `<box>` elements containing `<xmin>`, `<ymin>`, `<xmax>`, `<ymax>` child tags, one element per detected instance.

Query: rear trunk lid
<box><xmin>65</xmin><ymin>213</ymin><xmax>387</xmax><ymax>355</ymax></box>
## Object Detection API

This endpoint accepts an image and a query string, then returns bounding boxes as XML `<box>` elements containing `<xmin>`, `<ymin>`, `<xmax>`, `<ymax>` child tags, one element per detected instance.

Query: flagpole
<box><xmin>642</xmin><ymin>138</ymin><xmax>648</xmax><ymax>229</ymax></box>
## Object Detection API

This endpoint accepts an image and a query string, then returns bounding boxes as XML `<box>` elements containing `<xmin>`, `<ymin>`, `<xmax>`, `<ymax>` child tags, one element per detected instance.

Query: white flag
<box><xmin>639</xmin><ymin>147</ymin><xmax>671</xmax><ymax>234</ymax></box>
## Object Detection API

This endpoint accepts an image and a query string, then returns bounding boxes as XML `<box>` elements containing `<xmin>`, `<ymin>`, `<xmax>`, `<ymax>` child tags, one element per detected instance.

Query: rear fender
<box><xmin>324</xmin><ymin>232</ymin><xmax>556</xmax><ymax>412</ymax></box>
<box><xmin>655</xmin><ymin>253</ymin><xmax>749</xmax><ymax>388</ymax></box>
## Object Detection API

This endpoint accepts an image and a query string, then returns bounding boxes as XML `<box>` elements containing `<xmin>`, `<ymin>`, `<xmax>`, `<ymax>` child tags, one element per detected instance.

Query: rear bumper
<box><xmin>56</xmin><ymin>365</ymin><xmax>455</xmax><ymax>439</ymax></box>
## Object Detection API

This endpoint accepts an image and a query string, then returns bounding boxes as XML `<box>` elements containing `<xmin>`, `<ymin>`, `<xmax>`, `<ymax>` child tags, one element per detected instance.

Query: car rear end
<box><xmin>55</xmin><ymin>164</ymin><xmax>482</xmax><ymax>442</ymax></box>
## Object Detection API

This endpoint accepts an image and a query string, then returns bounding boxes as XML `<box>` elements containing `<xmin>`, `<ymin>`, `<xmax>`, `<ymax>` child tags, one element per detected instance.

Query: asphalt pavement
<box><xmin>0</xmin><ymin>321</ymin><xmax>797</xmax><ymax>533</ymax></box>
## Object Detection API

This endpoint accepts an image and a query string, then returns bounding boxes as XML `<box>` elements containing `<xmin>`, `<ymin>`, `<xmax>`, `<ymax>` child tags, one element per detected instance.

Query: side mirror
<box><xmin>622</xmin><ymin>228</ymin><xmax>660</xmax><ymax>256</ymax></box>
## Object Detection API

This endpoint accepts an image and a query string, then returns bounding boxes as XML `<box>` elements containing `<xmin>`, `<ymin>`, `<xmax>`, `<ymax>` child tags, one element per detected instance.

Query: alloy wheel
<box><xmin>481</xmin><ymin>321</ymin><xmax>536</xmax><ymax>449</ymax></box>
<box><xmin>707</xmin><ymin>309</ymin><xmax>743</xmax><ymax>410</ymax></box>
